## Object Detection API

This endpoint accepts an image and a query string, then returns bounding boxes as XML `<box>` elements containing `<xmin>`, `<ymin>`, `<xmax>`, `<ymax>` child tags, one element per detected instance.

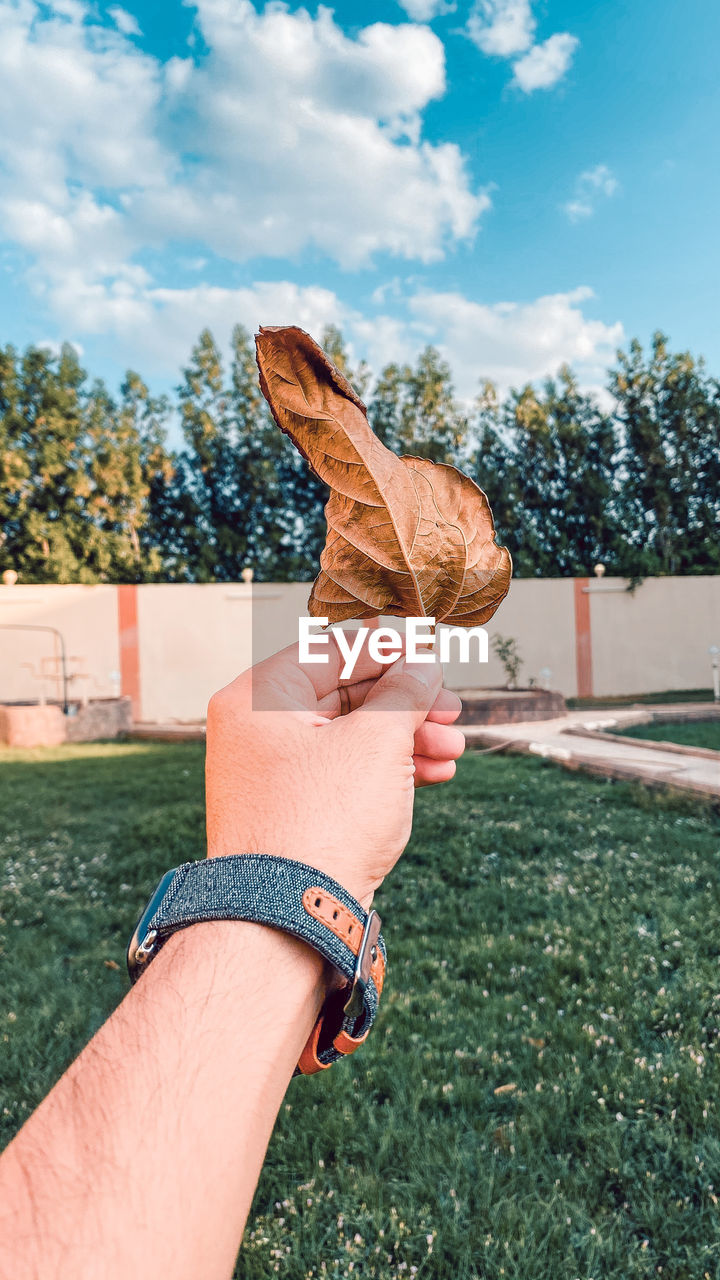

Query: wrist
<box><xmin>204</xmin><ymin>842</ymin><xmax>376</xmax><ymax>913</ymax></box>
<box><xmin>157</xmin><ymin>920</ymin><xmax>327</xmax><ymax>1045</ymax></box>
<box><xmin>128</xmin><ymin>856</ymin><xmax>386</xmax><ymax>1075</ymax></box>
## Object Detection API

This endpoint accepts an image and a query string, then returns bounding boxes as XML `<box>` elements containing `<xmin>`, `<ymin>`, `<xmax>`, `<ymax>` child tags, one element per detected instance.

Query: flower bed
<box><xmin>455</xmin><ymin>688</ymin><xmax>566</xmax><ymax>725</ymax></box>
<box><xmin>0</xmin><ymin>697</ymin><xmax>132</xmax><ymax>747</ymax></box>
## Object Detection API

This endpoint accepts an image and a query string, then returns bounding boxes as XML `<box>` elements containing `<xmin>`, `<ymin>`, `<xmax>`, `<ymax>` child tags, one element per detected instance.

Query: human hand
<box><xmin>205</xmin><ymin>636</ymin><xmax>465</xmax><ymax>907</ymax></box>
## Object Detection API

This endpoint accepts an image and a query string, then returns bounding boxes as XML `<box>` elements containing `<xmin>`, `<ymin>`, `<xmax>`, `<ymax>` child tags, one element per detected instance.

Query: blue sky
<box><xmin>1</xmin><ymin>0</ymin><xmax>718</xmax><ymax>403</ymax></box>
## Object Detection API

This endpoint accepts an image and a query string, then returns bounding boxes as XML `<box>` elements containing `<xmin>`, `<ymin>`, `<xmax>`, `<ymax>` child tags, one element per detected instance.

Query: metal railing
<box><xmin>0</xmin><ymin>624</ymin><xmax>70</xmax><ymax>713</ymax></box>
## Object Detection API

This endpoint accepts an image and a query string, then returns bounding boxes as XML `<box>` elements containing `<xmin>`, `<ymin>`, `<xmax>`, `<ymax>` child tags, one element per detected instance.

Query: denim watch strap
<box><xmin>126</xmin><ymin>854</ymin><xmax>386</xmax><ymax>1074</ymax></box>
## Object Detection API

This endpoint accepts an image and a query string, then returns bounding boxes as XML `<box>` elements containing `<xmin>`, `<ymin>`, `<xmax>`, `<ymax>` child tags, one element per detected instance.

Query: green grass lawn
<box><xmin>567</xmin><ymin>689</ymin><xmax>714</xmax><ymax>709</ymax></box>
<box><xmin>614</xmin><ymin>719</ymin><xmax>720</xmax><ymax>752</ymax></box>
<box><xmin>1</xmin><ymin>744</ymin><xmax>720</xmax><ymax>1280</ymax></box>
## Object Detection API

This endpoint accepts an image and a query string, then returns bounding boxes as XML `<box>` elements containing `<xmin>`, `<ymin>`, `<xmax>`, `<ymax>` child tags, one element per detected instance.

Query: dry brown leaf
<box><xmin>522</xmin><ymin>1035</ymin><xmax>546</xmax><ymax>1050</ymax></box>
<box><xmin>255</xmin><ymin>325</ymin><xmax>512</xmax><ymax>624</ymax></box>
<box><xmin>493</xmin><ymin>1082</ymin><xmax>518</xmax><ymax>1096</ymax></box>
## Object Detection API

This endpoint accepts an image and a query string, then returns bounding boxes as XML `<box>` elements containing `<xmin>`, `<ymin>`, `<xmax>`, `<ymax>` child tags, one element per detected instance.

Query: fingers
<box><xmin>239</xmin><ymin>634</ymin><xmax>464</xmax><ymax>728</ymax></box>
<box><xmin>413</xmin><ymin>719</ymin><xmax>466</xmax><ymax>761</ymax></box>
<box><xmin>232</xmin><ymin>629</ymin><xmax>465</xmax><ymax>722</ymax></box>
<box><xmin>251</xmin><ymin>630</ymin><xmax>409</xmax><ymax>710</ymax></box>
<box><xmin>412</xmin><ymin>719</ymin><xmax>465</xmax><ymax>788</ymax></box>
<box><xmin>317</xmin><ymin>681</ymin><xmax>464</xmax><ymax>724</ymax></box>
<box><xmin>426</xmin><ymin>687</ymin><xmax>463</xmax><ymax>726</ymax></box>
<box><xmin>315</xmin><ymin>677</ymin><xmax>379</xmax><ymax>719</ymax></box>
<box><xmin>353</xmin><ymin>655</ymin><xmax>443</xmax><ymax>734</ymax></box>
<box><xmin>413</xmin><ymin>756</ymin><xmax>457</xmax><ymax>787</ymax></box>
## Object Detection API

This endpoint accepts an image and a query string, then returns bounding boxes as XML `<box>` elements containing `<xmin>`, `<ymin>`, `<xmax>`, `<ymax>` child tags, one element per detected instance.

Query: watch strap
<box><xmin>127</xmin><ymin>854</ymin><xmax>386</xmax><ymax>1074</ymax></box>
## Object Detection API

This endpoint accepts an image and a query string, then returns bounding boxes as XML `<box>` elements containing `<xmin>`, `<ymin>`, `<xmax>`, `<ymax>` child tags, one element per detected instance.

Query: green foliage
<box><xmin>567</xmin><ymin>689</ymin><xmax>713</xmax><ymax>709</ymax></box>
<box><xmin>116</xmin><ymin>372</ymin><xmax>177</xmax><ymax>580</ymax></box>
<box><xmin>173</xmin><ymin>324</ymin><xmax>369</xmax><ymax>582</ymax></box>
<box><xmin>0</xmin><ymin>345</ymin><xmax>31</xmax><ymax>571</ymax></box>
<box><xmin>614</xmin><ymin>719</ymin><xmax>720</xmax><ymax>751</ymax></box>
<box><xmin>475</xmin><ymin>366</ymin><xmax>620</xmax><ymax>577</ymax></box>
<box><xmin>2</xmin><ymin>745</ymin><xmax>720</xmax><ymax>1278</ymax></box>
<box><xmin>0</xmin><ymin>344</ymin><xmax>175</xmax><ymax>583</ymax></box>
<box><xmin>15</xmin><ymin>343</ymin><xmax>89</xmax><ymax>581</ymax></box>
<box><xmin>175</xmin><ymin>328</ymin><xmax>236</xmax><ymax>580</ymax></box>
<box><xmin>611</xmin><ymin>334</ymin><xmax>720</xmax><ymax>576</ymax></box>
<box><xmin>491</xmin><ymin>633</ymin><xmax>523</xmax><ymax>688</ymax></box>
<box><xmin>370</xmin><ymin>346</ymin><xmax>467</xmax><ymax>464</ymax></box>
<box><xmin>1</xmin><ymin>327</ymin><xmax>718</xmax><ymax>583</ymax></box>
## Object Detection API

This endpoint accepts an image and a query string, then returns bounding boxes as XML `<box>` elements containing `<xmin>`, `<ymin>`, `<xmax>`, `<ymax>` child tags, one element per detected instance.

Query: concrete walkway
<box><xmin>462</xmin><ymin>704</ymin><xmax>720</xmax><ymax>800</ymax></box>
<box><xmin>129</xmin><ymin>704</ymin><xmax>720</xmax><ymax>800</ymax></box>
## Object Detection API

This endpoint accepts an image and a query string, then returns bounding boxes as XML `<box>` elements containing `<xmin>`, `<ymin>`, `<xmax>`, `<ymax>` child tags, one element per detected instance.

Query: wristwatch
<box><xmin>126</xmin><ymin>853</ymin><xmax>386</xmax><ymax>1075</ymax></box>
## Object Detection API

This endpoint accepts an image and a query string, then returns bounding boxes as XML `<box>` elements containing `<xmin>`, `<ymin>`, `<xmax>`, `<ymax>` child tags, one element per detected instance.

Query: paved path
<box><xmin>130</xmin><ymin>704</ymin><xmax>720</xmax><ymax>800</ymax></box>
<box><xmin>462</xmin><ymin>704</ymin><xmax>720</xmax><ymax>800</ymax></box>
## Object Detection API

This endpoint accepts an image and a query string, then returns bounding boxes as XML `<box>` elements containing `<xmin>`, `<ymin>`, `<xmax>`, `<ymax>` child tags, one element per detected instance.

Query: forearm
<box><xmin>0</xmin><ymin>920</ymin><xmax>326</xmax><ymax>1280</ymax></box>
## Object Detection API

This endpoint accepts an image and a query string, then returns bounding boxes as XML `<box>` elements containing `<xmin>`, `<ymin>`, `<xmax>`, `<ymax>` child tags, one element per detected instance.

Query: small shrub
<box><xmin>491</xmin><ymin>633</ymin><xmax>523</xmax><ymax>688</ymax></box>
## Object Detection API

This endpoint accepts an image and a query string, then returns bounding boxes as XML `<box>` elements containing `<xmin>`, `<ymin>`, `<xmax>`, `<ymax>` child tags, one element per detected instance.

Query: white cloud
<box><xmin>0</xmin><ymin>1</ymin><xmax>613</xmax><ymax>402</ymax></box>
<box><xmin>159</xmin><ymin>2</ymin><xmax>479</xmax><ymax>269</ymax></box>
<box><xmin>512</xmin><ymin>32</ymin><xmax>578</xmax><ymax>92</ymax></box>
<box><xmin>108</xmin><ymin>6</ymin><xmax>141</xmax><ymax>37</ymax></box>
<box><xmin>403</xmin><ymin>286</ymin><xmax>623</xmax><ymax>397</ymax></box>
<box><xmin>48</xmin><ymin>0</ymin><xmax>86</xmax><ymax>19</ymax></box>
<box><xmin>467</xmin><ymin>3</ymin><xmax>577</xmax><ymax>94</ymax></box>
<box><xmin>564</xmin><ymin>200</ymin><xmax>592</xmax><ymax>221</ymax></box>
<box><xmin>51</xmin><ymin>278</ymin><xmax>347</xmax><ymax>371</ymax></box>
<box><xmin>50</xmin><ymin>268</ymin><xmax>621</xmax><ymax>402</ymax></box>
<box><xmin>563</xmin><ymin>164</ymin><xmax>619</xmax><ymax>221</ymax></box>
<box><xmin>0</xmin><ymin>0</ymin><xmax>487</xmax><ymax>312</ymax></box>
<box><xmin>0</xmin><ymin>2</ymin><xmax>168</xmax><ymax>201</ymax></box>
<box><xmin>583</xmin><ymin>164</ymin><xmax>618</xmax><ymax>196</ymax></box>
<box><xmin>37</xmin><ymin>337</ymin><xmax>84</xmax><ymax>358</ymax></box>
<box><xmin>467</xmin><ymin>0</ymin><xmax>535</xmax><ymax>57</ymax></box>
<box><xmin>398</xmin><ymin>0</ymin><xmax>455</xmax><ymax>21</ymax></box>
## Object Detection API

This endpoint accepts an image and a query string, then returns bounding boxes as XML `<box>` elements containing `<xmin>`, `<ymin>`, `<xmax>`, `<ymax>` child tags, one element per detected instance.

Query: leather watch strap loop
<box><xmin>302</xmin><ymin>887</ymin><xmax>362</xmax><ymax>949</ymax></box>
<box><xmin>296</xmin><ymin>1019</ymin><xmax>332</xmax><ymax>1075</ymax></box>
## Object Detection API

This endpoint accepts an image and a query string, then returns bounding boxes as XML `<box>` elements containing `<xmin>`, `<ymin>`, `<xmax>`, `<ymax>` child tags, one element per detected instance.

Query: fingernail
<box><xmin>395</xmin><ymin>654</ymin><xmax>440</xmax><ymax>687</ymax></box>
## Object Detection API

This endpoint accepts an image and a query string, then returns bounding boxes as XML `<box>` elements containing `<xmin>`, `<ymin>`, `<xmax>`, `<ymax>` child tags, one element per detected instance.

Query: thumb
<box><xmin>354</xmin><ymin>653</ymin><xmax>443</xmax><ymax>733</ymax></box>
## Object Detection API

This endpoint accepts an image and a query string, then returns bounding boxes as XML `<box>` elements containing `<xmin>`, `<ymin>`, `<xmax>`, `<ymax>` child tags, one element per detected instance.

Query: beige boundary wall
<box><xmin>0</xmin><ymin>576</ymin><xmax>718</xmax><ymax>723</ymax></box>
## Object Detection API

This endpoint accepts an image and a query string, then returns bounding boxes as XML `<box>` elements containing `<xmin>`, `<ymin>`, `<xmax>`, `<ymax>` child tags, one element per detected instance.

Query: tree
<box><xmin>534</xmin><ymin>367</ymin><xmax>619</xmax><ymax>575</ymax></box>
<box><xmin>83</xmin><ymin>377</ymin><xmax>176</xmax><ymax>581</ymax></box>
<box><xmin>114</xmin><ymin>373</ymin><xmax>176</xmax><ymax>581</ymax></box>
<box><xmin>176</xmin><ymin>329</ymin><xmax>238</xmax><ymax>581</ymax></box>
<box><xmin>697</xmin><ymin>377</ymin><xmax>720</xmax><ymax>571</ymax></box>
<box><xmin>173</xmin><ymin>323</ymin><xmax>337</xmax><ymax>582</ymax></box>
<box><xmin>0</xmin><ymin>343</ymin><xmax>177</xmax><ymax>584</ymax></box>
<box><xmin>0</xmin><ymin>345</ymin><xmax>31</xmax><ymax>574</ymax></box>
<box><xmin>612</xmin><ymin>333</ymin><xmax>720</xmax><ymax>575</ymax></box>
<box><xmin>472</xmin><ymin>379</ymin><xmax>524</xmax><ymax>565</ymax></box>
<box><xmin>14</xmin><ymin>343</ymin><xmax>94</xmax><ymax>582</ymax></box>
<box><xmin>321</xmin><ymin>325</ymin><xmax>371</xmax><ymax>402</ymax></box>
<box><xmin>227</xmin><ymin>322</ymin><xmax>291</xmax><ymax>579</ymax></box>
<box><xmin>2</xmin><ymin>325</ymin><xmax>718</xmax><ymax>586</ymax></box>
<box><xmin>472</xmin><ymin>367</ymin><xmax>619</xmax><ymax>577</ymax></box>
<box><xmin>368</xmin><ymin>361</ymin><xmax>405</xmax><ymax>452</ymax></box>
<box><xmin>400</xmin><ymin>346</ymin><xmax>468</xmax><ymax>464</ymax></box>
<box><xmin>369</xmin><ymin>346</ymin><xmax>467</xmax><ymax>465</ymax></box>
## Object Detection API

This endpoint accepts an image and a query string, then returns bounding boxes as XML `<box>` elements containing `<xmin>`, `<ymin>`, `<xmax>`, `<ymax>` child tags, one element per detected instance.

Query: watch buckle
<box><xmin>343</xmin><ymin>908</ymin><xmax>381</xmax><ymax>1024</ymax></box>
<box><xmin>126</xmin><ymin>868</ymin><xmax>178</xmax><ymax>981</ymax></box>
